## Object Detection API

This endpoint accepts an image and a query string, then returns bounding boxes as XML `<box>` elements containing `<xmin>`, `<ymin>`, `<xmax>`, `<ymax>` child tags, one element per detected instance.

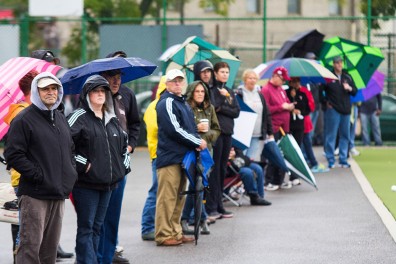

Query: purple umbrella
<box><xmin>351</xmin><ymin>70</ymin><xmax>384</xmax><ymax>103</ymax></box>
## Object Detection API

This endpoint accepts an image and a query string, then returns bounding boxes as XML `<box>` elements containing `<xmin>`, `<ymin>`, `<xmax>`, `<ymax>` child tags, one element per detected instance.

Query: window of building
<box><xmin>247</xmin><ymin>0</ymin><xmax>260</xmax><ymax>14</ymax></box>
<box><xmin>288</xmin><ymin>0</ymin><xmax>301</xmax><ymax>14</ymax></box>
<box><xmin>328</xmin><ymin>0</ymin><xmax>341</xmax><ymax>15</ymax></box>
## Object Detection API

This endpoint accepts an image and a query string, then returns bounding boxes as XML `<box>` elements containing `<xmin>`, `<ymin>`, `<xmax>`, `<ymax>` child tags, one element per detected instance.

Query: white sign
<box><xmin>29</xmin><ymin>0</ymin><xmax>83</xmax><ymax>17</ymax></box>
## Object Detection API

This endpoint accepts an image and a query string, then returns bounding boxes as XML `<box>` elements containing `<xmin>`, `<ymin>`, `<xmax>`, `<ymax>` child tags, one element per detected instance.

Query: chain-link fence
<box><xmin>2</xmin><ymin>15</ymin><xmax>396</xmax><ymax>94</ymax></box>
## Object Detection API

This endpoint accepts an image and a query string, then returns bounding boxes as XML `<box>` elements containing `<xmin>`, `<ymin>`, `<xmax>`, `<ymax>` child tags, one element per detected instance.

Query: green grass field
<box><xmin>354</xmin><ymin>147</ymin><xmax>396</xmax><ymax>219</ymax></box>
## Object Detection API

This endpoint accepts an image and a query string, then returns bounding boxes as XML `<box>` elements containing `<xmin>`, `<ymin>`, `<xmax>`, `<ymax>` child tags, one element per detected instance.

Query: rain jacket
<box><xmin>261</xmin><ymin>81</ymin><xmax>291</xmax><ymax>133</ymax></box>
<box><xmin>299</xmin><ymin>86</ymin><xmax>315</xmax><ymax>133</ymax></box>
<box><xmin>143</xmin><ymin>76</ymin><xmax>166</xmax><ymax>160</ymax></box>
<box><xmin>67</xmin><ymin>75</ymin><xmax>129</xmax><ymax>191</ymax></box>
<box><xmin>286</xmin><ymin>87</ymin><xmax>310</xmax><ymax>132</ymax></box>
<box><xmin>156</xmin><ymin>90</ymin><xmax>202</xmax><ymax>169</ymax></box>
<box><xmin>4</xmin><ymin>72</ymin><xmax>77</xmax><ymax>199</ymax></box>
<box><xmin>320</xmin><ymin>70</ymin><xmax>357</xmax><ymax>115</ymax></box>
<box><xmin>4</xmin><ymin>101</ymin><xmax>29</xmax><ymax>187</ymax></box>
<box><xmin>185</xmin><ymin>81</ymin><xmax>221</xmax><ymax>150</ymax></box>
<box><xmin>236</xmin><ymin>85</ymin><xmax>273</xmax><ymax>139</ymax></box>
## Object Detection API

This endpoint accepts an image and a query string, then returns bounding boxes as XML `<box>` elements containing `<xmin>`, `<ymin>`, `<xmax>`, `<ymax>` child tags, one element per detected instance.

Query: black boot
<box><xmin>249</xmin><ymin>193</ymin><xmax>272</xmax><ymax>206</ymax></box>
<box><xmin>57</xmin><ymin>245</ymin><xmax>74</xmax><ymax>259</ymax></box>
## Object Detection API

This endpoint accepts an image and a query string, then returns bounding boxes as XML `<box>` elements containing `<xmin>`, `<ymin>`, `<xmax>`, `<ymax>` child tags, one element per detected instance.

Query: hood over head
<box><xmin>185</xmin><ymin>80</ymin><xmax>211</xmax><ymax>109</ymax></box>
<box><xmin>155</xmin><ymin>76</ymin><xmax>167</xmax><ymax>100</ymax></box>
<box><xmin>79</xmin><ymin>75</ymin><xmax>116</xmax><ymax>124</ymax></box>
<box><xmin>193</xmin><ymin>60</ymin><xmax>214</xmax><ymax>83</ymax></box>
<box><xmin>31</xmin><ymin>72</ymin><xmax>63</xmax><ymax>110</ymax></box>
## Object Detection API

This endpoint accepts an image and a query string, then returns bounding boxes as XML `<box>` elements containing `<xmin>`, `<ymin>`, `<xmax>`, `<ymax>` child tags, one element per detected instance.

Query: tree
<box><xmin>361</xmin><ymin>0</ymin><xmax>396</xmax><ymax>29</ymax></box>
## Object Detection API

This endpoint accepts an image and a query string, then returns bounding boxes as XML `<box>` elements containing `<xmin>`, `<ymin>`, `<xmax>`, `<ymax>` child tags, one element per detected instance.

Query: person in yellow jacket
<box><xmin>140</xmin><ymin>76</ymin><xmax>167</xmax><ymax>241</ymax></box>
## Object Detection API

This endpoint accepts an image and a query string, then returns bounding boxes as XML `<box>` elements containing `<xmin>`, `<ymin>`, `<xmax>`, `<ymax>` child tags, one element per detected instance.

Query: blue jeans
<box><xmin>239</xmin><ymin>163</ymin><xmax>265</xmax><ymax>198</ymax></box>
<box><xmin>181</xmin><ymin>184</ymin><xmax>207</xmax><ymax>222</ymax></box>
<box><xmin>361</xmin><ymin>113</ymin><xmax>383</xmax><ymax>146</ymax></box>
<box><xmin>141</xmin><ymin>159</ymin><xmax>158</xmax><ymax>235</ymax></box>
<box><xmin>98</xmin><ymin>176</ymin><xmax>127</xmax><ymax>264</ymax></box>
<box><xmin>73</xmin><ymin>187</ymin><xmax>112</xmax><ymax>264</ymax></box>
<box><xmin>324</xmin><ymin>108</ymin><xmax>350</xmax><ymax>164</ymax></box>
<box><xmin>302</xmin><ymin>133</ymin><xmax>318</xmax><ymax>167</ymax></box>
<box><xmin>309</xmin><ymin>110</ymin><xmax>319</xmax><ymax>140</ymax></box>
<box><xmin>245</xmin><ymin>137</ymin><xmax>264</xmax><ymax>162</ymax></box>
<box><xmin>349</xmin><ymin>105</ymin><xmax>358</xmax><ymax>149</ymax></box>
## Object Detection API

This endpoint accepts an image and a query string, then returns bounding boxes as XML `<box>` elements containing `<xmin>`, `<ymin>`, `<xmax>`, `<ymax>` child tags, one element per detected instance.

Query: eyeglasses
<box><xmin>39</xmin><ymin>86</ymin><xmax>58</xmax><ymax>93</ymax></box>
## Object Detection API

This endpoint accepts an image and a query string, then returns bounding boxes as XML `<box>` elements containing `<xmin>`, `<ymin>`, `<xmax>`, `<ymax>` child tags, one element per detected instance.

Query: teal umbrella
<box><xmin>318</xmin><ymin>36</ymin><xmax>384</xmax><ymax>88</ymax></box>
<box><xmin>163</xmin><ymin>36</ymin><xmax>241</xmax><ymax>87</ymax></box>
<box><xmin>277</xmin><ymin>128</ymin><xmax>318</xmax><ymax>189</ymax></box>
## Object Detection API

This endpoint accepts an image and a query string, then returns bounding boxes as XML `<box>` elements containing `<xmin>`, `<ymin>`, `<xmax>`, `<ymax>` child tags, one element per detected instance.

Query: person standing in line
<box><xmin>204</xmin><ymin>62</ymin><xmax>240</xmax><ymax>221</ymax></box>
<box><xmin>360</xmin><ymin>94</ymin><xmax>383</xmax><ymax>146</ymax></box>
<box><xmin>321</xmin><ymin>56</ymin><xmax>357</xmax><ymax>168</ymax></box>
<box><xmin>67</xmin><ymin>75</ymin><xmax>130</xmax><ymax>263</ymax></box>
<box><xmin>98</xmin><ymin>50</ymin><xmax>141</xmax><ymax>264</ymax></box>
<box><xmin>236</xmin><ymin>69</ymin><xmax>274</xmax><ymax>163</ymax></box>
<box><xmin>5</xmin><ymin>72</ymin><xmax>78</xmax><ymax>263</ymax></box>
<box><xmin>261</xmin><ymin>67</ymin><xmax>295</xmax><ymax>191</ymax></box>
<box><xmin>155</xmin><ymin>69</ymin><xmax>207</xmax><ymax>246</ymax></box>
<box><xmin>140</xmin><ymin>76</ymin><xmax>167</xmax><ymax>241</ymax></box>
<box><xmin>181</xmin><ymin>80</ymin><xmax>221</xmax><ymax>235</ymax></box>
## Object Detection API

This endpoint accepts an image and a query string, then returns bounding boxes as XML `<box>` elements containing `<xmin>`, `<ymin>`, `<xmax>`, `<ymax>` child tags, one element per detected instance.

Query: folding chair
<box><xmin>223</xmin><ymin>173</ymin><xmax>243</xmax><ymax>207</ymax></box>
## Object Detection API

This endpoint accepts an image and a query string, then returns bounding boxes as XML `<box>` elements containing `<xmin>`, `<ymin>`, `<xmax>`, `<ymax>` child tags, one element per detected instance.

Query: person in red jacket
<box><xmin>261</xmin><ymin>67</ymin><xmax>295</xmax><ymax>191</ymax></box>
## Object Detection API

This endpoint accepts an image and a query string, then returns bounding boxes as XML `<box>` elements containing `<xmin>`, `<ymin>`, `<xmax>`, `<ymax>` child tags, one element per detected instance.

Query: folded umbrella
<box><xmin>60</xmin><ymin>57</ymin><xmax>157</xmax><ymax>94</ymax></box>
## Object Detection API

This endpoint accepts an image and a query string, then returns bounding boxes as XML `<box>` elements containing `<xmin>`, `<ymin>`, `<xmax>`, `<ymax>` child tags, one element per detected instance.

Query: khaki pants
<box><xmin>16</xmin><ymin>195</ymin><xmax>64</xmax><ymax>264</ymax></box>
<box><xmin>155</xmin><ymin>164</ymin><xmax>187</xmax><ymax>245</ymax></box>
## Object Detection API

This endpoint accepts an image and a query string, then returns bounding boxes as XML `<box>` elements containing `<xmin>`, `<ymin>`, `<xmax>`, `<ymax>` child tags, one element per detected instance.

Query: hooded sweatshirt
<box><xmin>67</xmin><ymin>75</ymin><xmax>129</xmax><ymax>190</ymax></box>
<box><xmin>5</xmin><ymin>72</ymin><xmax>77</xmax><ymax>199</ymax></box>
<box><xmin>185</xmin><ymin>81</ymin><xmax>221</xmax><ymax>150</ymax></box>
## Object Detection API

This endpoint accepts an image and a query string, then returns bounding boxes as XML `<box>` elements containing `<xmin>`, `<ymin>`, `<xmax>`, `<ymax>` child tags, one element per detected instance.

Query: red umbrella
<box><xmin>0</xmin><ymin>57</ymin><xmax>62</xmax><ymax>139</ymax></box>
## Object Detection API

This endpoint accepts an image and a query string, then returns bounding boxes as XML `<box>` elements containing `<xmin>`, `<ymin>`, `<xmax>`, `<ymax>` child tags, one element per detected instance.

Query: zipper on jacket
<box><xmin>99</xmin><ymin>118</ymin><xmax>113</xmax><ymax>186</ymax></box>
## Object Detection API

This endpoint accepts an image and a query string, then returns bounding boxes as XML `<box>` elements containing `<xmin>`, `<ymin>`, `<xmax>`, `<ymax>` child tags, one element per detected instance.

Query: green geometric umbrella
<box><xmin>163</xmin><ymin>36</ymin><xmax>241</xmax><ymax>87</ymax></box>
<box><xmin>277</xmin><ymin>128</ymin><xmax>318</xmax><ymax>189</ymax></box>
<box><xmin>318</xmin><ymin>36</ymin><xmax>384</xmax><ymax>88</ymax></box>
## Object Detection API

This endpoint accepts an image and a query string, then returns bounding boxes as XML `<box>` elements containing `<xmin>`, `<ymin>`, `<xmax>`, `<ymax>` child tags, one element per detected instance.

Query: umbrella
<box><xmin>318</xmin><ymin>36</ymin><xmax>384</xmax><ymax>88</ymax></box>
<box><xmin>163</xmin><ymin>36</ymin><xmax>241</xmax><ymax>87</ymax></box>
<box><xmin>158</xmin><ymin>44</ymin><xmax>182</xmax><ymax>61</ymax></box>
<box><xmin>232</xmin><ymin>96</ymin><xmax>258</xmax><ymax>150</ymax></box>
<box><xmin>262</xmin><ymin>139</ymin><xmax>290</xmax><ymax>174</ymax></box>
<box><xmin>275</xmin><ymin>29</ymin><xmax>325</xmax><ymax>59</ymax></box>
<box><xmin>351</xmin><ymin>70</ymin><xmax>384</xmax><ymax>103</ymax></box>
<box><xmin>0</xmin><ymin>57</ymin><xmax>62</xmax><ymax>140</ymax></box>
<box><xmin>256</xmin><ymin>58</ymin><xmax>338</xmax><ymax>84</ymax></box>
<box><xmin>277</xmin><ymin>128</ymin><xmax>317</xmax><ymax>189</ymax></box>
<box><xmin>181</xmin><ymin>149</ymin><xmax>213</xmax><ymax>244</ymax></box>
<box><xmin>60</xmin><ymin>57</ymin><xmax>157</xmax><ymax>94</ymax></box>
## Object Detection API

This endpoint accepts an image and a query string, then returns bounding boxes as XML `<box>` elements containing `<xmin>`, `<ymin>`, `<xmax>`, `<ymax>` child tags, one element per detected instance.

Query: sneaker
<box><xmin>115</xmin><ymin>246</ymin><xmax>124</xmax><ymax>253</ymax></box>
<box><xmin>219</xmin><ymin>210</ymin><xmax>233</xmax><ymax>218</ymax></box>
<box><xmin>112</xmin><ymin>251</ymin><xmax>130</xmax><ymax>263</ymax></box>
<box><xmin>265</xmin><ymin>183</ymin><xmax>280</xmax><ymax>191</ymax></box>
<box><xmin>328</xmin><ymin>163</ymin><xmax>335</xmax><ymax>169</ymax></box>
<box><xmin>338</xmin><ymin>162</ymin><xmax>351</xmax><ymax>168</ymax></box>
<box><xmin>350</xmin><ymin>147</ymin><xmax>360</xmax><ymax>156</ymax></box>
<box><xmin>334</xmin><ymin>148</ymin><xmax>339</xmax><ymax>156</ymax></box>
<box><xmin>291</xmin><ymin>179</ymin><xmax>301</xmax><ymax>186</ymax></box>
<box><xmin>207</xmin><ymin>212</ymin><xmax>222</xmax><ymax>221</ymax></box>
<box><xmin>280</xmin><ymin>181</ymin><xmax>292</xmax><ymax>189</ymax></box>
<box><xmin>311</xmin><ymin>164</ymin><xmax>330</xmax><ymax>173</ymax></box>
<box><xmin>141</xmin><ymin>231</ymin><xmax>155</xmax><ymax>241</ymax></box>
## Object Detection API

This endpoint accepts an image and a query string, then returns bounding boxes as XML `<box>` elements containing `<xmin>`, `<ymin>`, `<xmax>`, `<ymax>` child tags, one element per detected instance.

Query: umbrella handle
<box><xmin>279</xmin><ymin>127</ymin><xmax>286</xmax><ymax>137</ymax></box>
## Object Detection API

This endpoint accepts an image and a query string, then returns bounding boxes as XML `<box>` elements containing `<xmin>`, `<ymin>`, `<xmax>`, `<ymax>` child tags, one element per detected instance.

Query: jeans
<box><xmin>245</xmin><ymin>137</ymin><xmax>264</xmax><ymax>162</ymax></box>
<box><xmin>309</xmin><ymin>110</ymin><xmax>319</xmax><ymax>140</ymax></box>
<box><xmin>141</xmin><ymin>159</ymin><xmax>158</xmax><ymax>235</ymax></box>
<box><xmin>302</xmin><ymin>133</ymin><xmax>318</xmax><ymax>167</ymax></box>
<box><xmin>98</xmin><ymin>176</ymin><xmax>127</xmax><ymax>264</ymax></box>
<box><xmin>73</xmin><ymin>187</ymin><xmax>111</xmax><ymax>264</ymax></box>
<box><xmin>361</xmin><ymin>113</ymin><xmax>383</xmax><ymax>146</ymax></box>
<box><xmin>349</xmin><ymin>105</ymin><xmax>358</xmax><ymax>149</ymax></box>
<box><xmin>181</xmin><ymin>184</ymin><xmax>207</xmax><ymax>222</ymax></box>
<box><xmin>324</xmin><ymin>108</ymin><xmax>350</xmax><ymax>164</ymax></box>
<box><xmin>239</xmin><ymin>162</ymin><xmax>265</xmax><ymax>198</ymax></box>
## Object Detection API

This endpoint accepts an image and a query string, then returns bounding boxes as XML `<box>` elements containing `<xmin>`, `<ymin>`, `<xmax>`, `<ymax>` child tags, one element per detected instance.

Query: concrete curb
<box><xmin>350</xmin><ymin>158</ymin><xmax>396</xmax><ymax>243</ymax></box>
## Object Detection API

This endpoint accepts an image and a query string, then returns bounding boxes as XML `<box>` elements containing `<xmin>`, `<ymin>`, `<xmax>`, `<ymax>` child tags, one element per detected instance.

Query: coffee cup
<box><xmin>199</xmin><ymin>118</ymin><xmax>209</xmax><ymax>132</ymax></box>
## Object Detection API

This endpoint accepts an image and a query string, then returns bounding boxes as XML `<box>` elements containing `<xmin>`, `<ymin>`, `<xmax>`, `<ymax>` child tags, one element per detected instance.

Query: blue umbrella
<box><xmin>61</xmin><ymin>57</ymin><xmax>157</xmax><ymax>94</ymax></box>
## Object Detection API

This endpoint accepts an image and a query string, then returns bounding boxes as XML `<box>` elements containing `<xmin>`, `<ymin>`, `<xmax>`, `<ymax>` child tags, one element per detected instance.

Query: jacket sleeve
<box><xmin>344</xmin><ymin>73</ymin><xmax>358</xmax><ymax>96</ymax></box>
<box><xmin>121</xmin><ymin>88</ymin><xmax>140</xmax><ymax>151</ymax></box>
<box><xmin>4</xmin><ymin>118</ymin><xmax>44</xmax><ymax>184</ymax></box>
<box><xmin>158</xmin><ymin>97</ymin><xmax>202</xmax><ymax>148</ymax></box>
<box><xmin>67</xmin><ymin>112</ymin><xmax>89</xmax><ymax>174</ymax></box>
<box><xmin>260</xmin><ymin>93</ymin><xmax>274</xmax><ymax>137</ymax></box>
<box><xmin>261</xmin><ymin>87</ymin><xmax>287</xmax><ymax>115</ymax></box>
<box><xmin>299</xmin><ymin>93</ymin><xmax>311</xmax><ymax>116</ymax></box>
<box><xmin>201</xmin><ymin>106</ymin><xmax>221</xmax><ymax>145</ymax></box>
<box><xmin>215</xmin><ymin>90</ymin><xmax>240</xmax><ymax>118</ymax></box>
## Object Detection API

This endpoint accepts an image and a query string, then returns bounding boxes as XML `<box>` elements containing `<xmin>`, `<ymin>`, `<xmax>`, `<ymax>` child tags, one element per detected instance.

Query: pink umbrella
<box><xmin>0</xmin><ymin>57</ymin><xmax>62</xmax><ymax>139</ymax></box>
<box><xmin>351</xmin><ymin>70</ymin><xmax>385</xmax><ymax>103</ymax></box>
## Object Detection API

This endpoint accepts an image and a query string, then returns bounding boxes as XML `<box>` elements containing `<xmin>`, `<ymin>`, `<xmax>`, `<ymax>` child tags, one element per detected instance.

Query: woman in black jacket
<box><xmin>205</xmin><ymin>62</ymin><xmax>240</xmax><ymax>220</ymax></box>
<box><xmin>67</xmin><ymin>75</ymin><xmax>129</xmax><ymax>263</ymax></box>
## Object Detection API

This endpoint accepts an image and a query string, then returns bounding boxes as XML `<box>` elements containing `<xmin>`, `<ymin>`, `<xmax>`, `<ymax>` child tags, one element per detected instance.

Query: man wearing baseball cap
<box><xmin>155</xmin><ymin>69</ymin><xmax>207</xmax><ymax>246</ymax></box>
<box><xmin>261</xmin><ymin>66</ymin><xmax>295</xmax><ymax>191</ymax></box>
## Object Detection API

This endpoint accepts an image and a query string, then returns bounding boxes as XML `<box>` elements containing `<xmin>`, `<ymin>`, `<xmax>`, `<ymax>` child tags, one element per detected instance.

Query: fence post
<box><xmin>367</xmin><ymin>0</ymin><xmax>371</xmax><ymax>45</ymax></box>
<box><xmin>81</xmin><ymin>13</ymin><xmax>87</xmax><ymax>64</ymax></box>
<box><xmin>262</xmin><ymin>0</ymin><xmax>267</xmax><ymax>62</ymax></box>
<box><xmin>161</xmin><ymin>0</ymin><xmax>167</xmax><ymax>73</ymax></box>
<box><xmin>20</xmin><ymin>14</ymin><xmax>29</xmax><ymax>56</ymax></box>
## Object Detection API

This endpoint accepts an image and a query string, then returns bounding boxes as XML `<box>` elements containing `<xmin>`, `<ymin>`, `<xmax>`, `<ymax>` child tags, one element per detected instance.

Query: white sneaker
<box><xmin>280</xmin><ymin>181</ymin><xmax>292</xmax><ymax>189</ymax></box>
<box><xmin>334</xmin><ymin>148</ymin><xmax>339</xmax><ymax>156</ymax></box>
<box><xmin>291</xmin><ymin>179</ymin><xmax>301</xmax><ymax>186</ymax></box>
<box><xmin>115</xmin><ymin>246</ymin><xmax>124</xmax><ymax>253</ymax></box>
<box><xmin>350</xmin><ymin>147</ymin><xmax>360</xmax><ymax>156</ymax></box>
<box><xmin>265</xmin><ymin>183</ymin><xmax>280</xmax><ymax>191</ymax></box>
